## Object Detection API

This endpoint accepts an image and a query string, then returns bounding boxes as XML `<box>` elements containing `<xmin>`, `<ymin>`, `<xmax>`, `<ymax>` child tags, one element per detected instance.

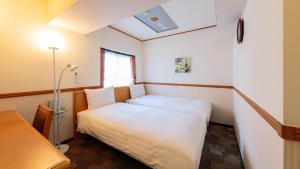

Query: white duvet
<box><xmin>126</xmin><ymin>95</ymin><xmax>212</xmax><ymax>124</ymax></box>
<box><xmin>77</xmin><ymin>103</ymin><xmax>207</xmax><ymax>169</ymax></box>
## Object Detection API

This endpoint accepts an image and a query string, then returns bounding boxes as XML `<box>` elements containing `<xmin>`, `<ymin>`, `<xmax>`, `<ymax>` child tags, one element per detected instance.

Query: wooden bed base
<box><xmin>72</xmin><ymin>86</ymin><xmax>131</xmax><ymax>136</ymax></box>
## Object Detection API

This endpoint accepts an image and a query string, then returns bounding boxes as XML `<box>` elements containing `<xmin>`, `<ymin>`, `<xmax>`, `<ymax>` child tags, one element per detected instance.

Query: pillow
<box><xmin>129</xmin><ymin>84</ymin><xmax>146</xmax><ymax>99</ymax></box>
<box><xmin>84</xmin><ymin>87</ymin><xmax>115</xmax><ymax>109</ymax></box>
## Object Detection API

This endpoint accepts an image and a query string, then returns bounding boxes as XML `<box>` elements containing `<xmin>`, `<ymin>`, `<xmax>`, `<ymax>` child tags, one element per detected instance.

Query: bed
<box><xmin>73</xmin><ymin>87</ymin><xmax>208</xmax><ymax>169</ymax></box>
<box><xmin>126</xmin><ymin>95</ymin><xmax>212</xmax><ymax>124</ymax></box>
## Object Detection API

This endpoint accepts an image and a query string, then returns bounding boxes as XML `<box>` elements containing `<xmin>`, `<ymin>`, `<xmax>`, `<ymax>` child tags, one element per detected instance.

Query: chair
<box><xmin>33</xmin><ymin>105</ymin><xmax>54</xmax><ymax>139</ymax></box>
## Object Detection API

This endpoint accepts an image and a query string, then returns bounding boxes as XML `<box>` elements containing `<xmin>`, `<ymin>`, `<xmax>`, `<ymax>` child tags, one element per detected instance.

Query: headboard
<box><xmin>72</xmin><ymin>86</ymin><xmax>131</xmax><ymax>136</ymax></box>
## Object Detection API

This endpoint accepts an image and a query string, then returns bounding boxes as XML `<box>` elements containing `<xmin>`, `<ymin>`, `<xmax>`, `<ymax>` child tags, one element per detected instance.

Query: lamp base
<box><xmin>57</xmin><ymin>144</ymin><xmax>69</xmax><ymax>154</ymax></box>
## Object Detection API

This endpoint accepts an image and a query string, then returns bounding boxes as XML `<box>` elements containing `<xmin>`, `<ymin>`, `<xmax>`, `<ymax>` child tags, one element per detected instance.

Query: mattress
<box><xmin>126</xmin><ymin>95</ymin><xmax>212</xmax><ymax>124</ymax></box>
<box><xmin>77</xmin><ymin>103</ymin><xmax>207</xmax><ymax>169</ymax></box>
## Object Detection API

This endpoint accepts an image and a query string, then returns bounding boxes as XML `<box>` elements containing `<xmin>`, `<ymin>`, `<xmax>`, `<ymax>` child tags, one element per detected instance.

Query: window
<box><xmin>100</xmin><ymin>48</ymin><xmax>136</xmax><ymax>88</ymax></box>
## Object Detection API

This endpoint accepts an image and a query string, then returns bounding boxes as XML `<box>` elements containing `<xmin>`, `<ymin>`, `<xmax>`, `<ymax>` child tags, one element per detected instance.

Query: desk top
<box><xmin>0</xmin><ymin>110</ymin><xmax>70</xmax><ymax>169</ymax></box>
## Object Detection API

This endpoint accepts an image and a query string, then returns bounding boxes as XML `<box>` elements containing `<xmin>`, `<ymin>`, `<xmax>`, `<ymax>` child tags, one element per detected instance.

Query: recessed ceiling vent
<box><xmin>150</xmin><ymin>16</ymin><xmax>160</xmax><ymax>22</ymax></box>
<box><xmin>135</xmin><ymin>6</ymin><xmax>178</xmax><ymax>33</ymax></box>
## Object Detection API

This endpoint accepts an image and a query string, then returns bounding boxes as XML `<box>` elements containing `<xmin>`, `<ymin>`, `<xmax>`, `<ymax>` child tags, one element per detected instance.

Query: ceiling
<box><xmin>49</xmin><ymin>0</ymin><xmax>168</xmax><ymax>34</ymax></box>
<box><xmin>215</xmin><ymin>0</ymin><xmax>247</xmax><ymax>40</ymax></box>
<box><xmin>111</xmin><ymin>0</ymin><xmax>217</xmax><ymax>41</ymax></box>
<box><xmin>49</xmin><ymin>0</ymin><xmax>247</xmax><ymax>41</ymax></box>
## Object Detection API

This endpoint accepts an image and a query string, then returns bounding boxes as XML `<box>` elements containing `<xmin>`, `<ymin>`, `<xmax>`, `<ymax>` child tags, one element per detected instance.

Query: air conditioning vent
<box><xmin>135</xmin><ymin>6</ymin><xmax>178</xmax><ymax>33</ymax></box>
<box><xmin>150</xmin><ymin>16</ymin><xmax>159</xmax><ymax>22</ymax></box>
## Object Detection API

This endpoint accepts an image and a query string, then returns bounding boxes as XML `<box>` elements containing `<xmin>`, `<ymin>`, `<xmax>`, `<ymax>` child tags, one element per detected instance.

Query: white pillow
<box><xmin>84</xmin><ymin>87</ymin><xmax>115</xmax><ymax>109</ymax></box>
<box><xmin>129</xmin><ymin>84</ymin><xmax>146</xmax><ymax>99</ymax></box>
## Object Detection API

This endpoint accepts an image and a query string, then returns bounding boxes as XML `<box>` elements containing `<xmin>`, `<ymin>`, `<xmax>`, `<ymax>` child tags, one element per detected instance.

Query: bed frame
<box><xmin>72</xmin><ymin>86</ymin><xmax>131</xmax><ymax>136</ymax></box>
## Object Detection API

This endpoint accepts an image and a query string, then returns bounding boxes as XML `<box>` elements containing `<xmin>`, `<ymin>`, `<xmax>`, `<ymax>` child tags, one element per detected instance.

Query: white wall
<box><xmin>232</xmin><ymin>0</ymin><xmax>284</xmax><ymax>168</ymax></box>
<box><xmin>233</xmin><ymin>93</ymin><xmax>283</xmax><ymax>169</ymax></box>
<box><xmin>88</xmin><ymin>27</ymin><xmax>143</xmax><ymax>82</ymax></box>
<box><xmin>0</xmin><ymin>1</ymin><xmax>143</xmax><ymax>93</ymax></box>
<box><xmin>0</xmin><ymin>26</ymin><xmax>143</xmax><ymax>142</ymax></box>
<box><xmin>0</xmin><ymin>0</ymin><xmax>99</xmax><ymax>93</ymax></box>
<box><xmin>143</xmin><ymin>27</ymin><xmax>232</xmax><ymax>85</ymax></box>
<box><xmin>143</xmin><ymin>27</ymin><xmax>234</xmax><ymax>125</ymax></box>
<box><xmin>145</xmin><ymin>85</ymin><xmax>233</xmax><ymax>125</ymax></box>
<box><xmin>0</xmin><ymin>0</ymin><xmax>143</xmax><ymax>142</ymax></box>
<box><xmin>1</xmin><ymin>3</ymin><xmax>291</xmax><ymax>168</ymax></box>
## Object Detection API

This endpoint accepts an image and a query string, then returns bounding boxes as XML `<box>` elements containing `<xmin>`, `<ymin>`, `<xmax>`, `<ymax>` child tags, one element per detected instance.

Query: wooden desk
<box><xmin>0</xmin><ymin>110</ymin><xmax>70</xmax><ymax>169</ymax></box>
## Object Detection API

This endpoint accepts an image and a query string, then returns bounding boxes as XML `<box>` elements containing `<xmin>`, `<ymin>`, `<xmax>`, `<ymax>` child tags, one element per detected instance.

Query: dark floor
<box><xmin>65</xmin><ymin>123</ymin><xmax>244</xmax><ymax>169</ymax></box>
<box><xmin>199</xmin><ymin>123</ymin><xmax>244</xmax><ymax>169</ymax></box>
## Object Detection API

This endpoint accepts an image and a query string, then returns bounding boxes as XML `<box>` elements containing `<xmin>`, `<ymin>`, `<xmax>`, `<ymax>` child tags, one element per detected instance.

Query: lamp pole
<box><xmin>49</xmin><ymin>47</ymin><xmax>59</xmax><ymax>147</ymax></box>
<box><xmin>49</xmin><ymin>44</ymin><xmax>78</xmax><ymax>153</ymax></box>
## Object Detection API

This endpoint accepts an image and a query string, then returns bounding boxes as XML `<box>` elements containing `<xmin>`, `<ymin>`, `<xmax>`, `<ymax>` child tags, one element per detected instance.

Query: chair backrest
<box><xmin>32</xmin><ymin>105</ymin><xmax>53</xmax><ymax>139</ymax></box>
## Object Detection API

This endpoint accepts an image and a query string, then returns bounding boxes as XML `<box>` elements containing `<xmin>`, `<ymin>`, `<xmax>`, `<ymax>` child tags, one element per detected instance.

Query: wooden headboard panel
<box><xmin>72</xmin><ymin>86</ymin><xmax>131</xmax><ymax>135</ymax></box>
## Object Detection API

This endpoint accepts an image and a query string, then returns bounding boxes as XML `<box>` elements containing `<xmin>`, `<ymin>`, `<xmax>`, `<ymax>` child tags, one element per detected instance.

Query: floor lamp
<box><xmin>49</xmin><ymin>46</ymin><xmax>78</xmax><ymax>154</ymax></box>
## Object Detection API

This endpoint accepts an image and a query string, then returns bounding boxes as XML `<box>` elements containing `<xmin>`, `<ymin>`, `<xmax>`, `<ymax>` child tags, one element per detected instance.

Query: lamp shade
<box><xmin>67</xmin><ymin>64</ymin><xmax>78</xmax><ymax>71</ymax></box>
<box><xmin>47</xmin><ymin>31</ymin><xmax>64</xmax><ymax>49</ymax></box>
<box><xmin>35</xmin><ymin>30</ymin><xmax>65</xmax><ymax>50</ymax></box>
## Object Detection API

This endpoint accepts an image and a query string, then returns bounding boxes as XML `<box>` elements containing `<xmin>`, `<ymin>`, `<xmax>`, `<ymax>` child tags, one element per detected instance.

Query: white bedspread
<box><xmin>77</xmin><ymin>103</ymin><xmax>207</xmax><ymax>169</ymax></box>
<box><xmin>126</xmin><ymin>95</ymin><xmax>212</xmax><ymax>124</ymax></box>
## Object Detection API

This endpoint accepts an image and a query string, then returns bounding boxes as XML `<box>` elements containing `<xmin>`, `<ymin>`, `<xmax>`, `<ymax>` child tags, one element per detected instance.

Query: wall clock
<box><xmin>237</xmin><ymin>18</ymin><xmax>244</xmax><ymax>44</ymax></box>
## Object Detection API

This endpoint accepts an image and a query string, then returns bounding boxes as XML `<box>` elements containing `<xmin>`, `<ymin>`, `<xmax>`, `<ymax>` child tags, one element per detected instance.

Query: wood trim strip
<box><xmin>108</xmin><ymin>26</ymin><xmax>143</xmax><ymax>42</ymax></box>
<box><xmin>233</xmin><ymin>88</ymin><xmax>282</xmax><ymax>131</ymax></box>
<box><xmin>233</xmin><ymin>87</ymin><xmax>300</xmax><ymax>141</ymax></box>
<box><xmin>143</xmin><ymin>81</ymin><xmax>300</xmax><ymax>141</ymax></box>
<box><xmin>0</xmin><ymin>86</ymin><xmax>100</xmax><ymax>99</ymax></box>
<box><xmin>143</xmin><ymin>82</ymin><xmax>233</xmax><ymax>89</ymax></box>
<box><xmin>108</xmin><ymin>25</ymin><xmax>217</xmax><ymax>42</ymax></box>
<box><xmin>144</xmin><ymin>25</ymin><xmax>217</xmax><ymax>41</ymax></box>
<box><xmin>280</xmin><ymin>126</ymin><xmax>300</xmax><ymax>141</ymax></box>
<box><xmin>1</xmin><ymin>80</ymin><xmax>299</xmax><ymax>141</ymax></box>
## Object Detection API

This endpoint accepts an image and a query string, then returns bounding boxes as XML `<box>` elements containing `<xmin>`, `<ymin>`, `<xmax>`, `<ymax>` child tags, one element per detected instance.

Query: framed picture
<box><xmin>175</xmin><ymin>57</ymin><xmax>191</xmax><ymax>73</ymax></box>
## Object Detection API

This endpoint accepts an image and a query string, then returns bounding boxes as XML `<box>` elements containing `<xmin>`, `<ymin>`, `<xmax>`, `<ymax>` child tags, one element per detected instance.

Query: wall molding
<box><xmin>233</xmin><ymin>88</ymin><xmax>282</xmax><ymax>130</ymax></box>
<box><xmin>143</xmin><ymin>81</ymin><xmax>233</xmax><ymax>89</ymax></box>
<box><xmin>0</xmin><ymin>82</ymin><xmax>232</xmax><ymax>99</ymax></box>
<box><xmin>0</xmin><ymin>86</ymin><xmax>101</xmax><ymax>99</ymax></box>
<box><xmin>143</xmin><ymin>81</ymin><xmax>300</xmax><ymax>141</ymax></box>
<box><xmin>108</xmin><ymin>25</ymin><xmax>217</xmax><ymax>42</ymax></box>
<box><xmin>143</xmin><ymin>25</ymin><xmax>217</xmax><ymax>41</ymax></box>
<box><xmin>1</xmin><ymin>81</ymin><xmax>299</xmax><ymax>141</ymax></box>
<box><xmin>233</xmin><ymin>87</ymin><xmax>300</xmax><ymax>141</ymax></box>
<box><xmin>108</xmin><ymin>26</ymin><xmax>143</xmax><ymax>42</ymax></box>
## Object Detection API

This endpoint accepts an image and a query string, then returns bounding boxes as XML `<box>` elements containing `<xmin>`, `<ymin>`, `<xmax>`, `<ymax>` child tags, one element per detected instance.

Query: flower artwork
<box><xmin>175</xmin><ymin>57</ymin><xmax>191</xmax><ymax>73</ymax></box>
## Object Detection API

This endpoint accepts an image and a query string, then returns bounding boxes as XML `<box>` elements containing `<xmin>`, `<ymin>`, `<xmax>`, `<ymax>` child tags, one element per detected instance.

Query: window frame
<box><xmin>100</xmin><ymin>48</ymin><xmax>136</xmax><ymax>88</ymax></box>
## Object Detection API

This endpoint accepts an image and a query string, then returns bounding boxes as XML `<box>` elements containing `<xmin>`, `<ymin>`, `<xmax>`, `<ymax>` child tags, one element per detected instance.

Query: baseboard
<box><xmin>61</xmin><ymin>137</ymin><xmax>74</xmax><ymax>144</ymax></box>
<box><xmin>209</xmin><ymin>121</ymin><xmax>234</xmax><ymax>128</ymax></box>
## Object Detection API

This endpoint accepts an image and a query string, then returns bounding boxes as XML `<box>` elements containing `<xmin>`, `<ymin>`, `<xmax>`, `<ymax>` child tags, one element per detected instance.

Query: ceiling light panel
<box><xmin>134</xmin><ymin>6</ymin><xmax>178</xmax><ymax>33</ymax></box>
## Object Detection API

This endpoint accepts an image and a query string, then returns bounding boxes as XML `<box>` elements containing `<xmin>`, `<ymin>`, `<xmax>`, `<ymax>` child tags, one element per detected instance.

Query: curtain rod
<box><xmin>102</xmin><ymin>48</ymin><xmax>134</xmax><ymax>57</ymax></box>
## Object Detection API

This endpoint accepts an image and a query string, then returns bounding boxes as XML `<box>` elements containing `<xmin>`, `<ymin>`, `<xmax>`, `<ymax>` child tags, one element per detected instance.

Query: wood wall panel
<box><xmin>143</xmin><ymin>82</ymin><xmax>233</xmax><ymax>89</ymax></box>
<box><xmin>1</xmin><ymin>82</ymin><xmax>299</xmax><ymax>141</ymax></box>
<box><xmin>0</xmin><ymin>86</ymin><xmax>100</xmax><ymax>99</ymax></box>
<box><xmin>0</xmin><ymin>92</ymin><xmax>74</xmax><ymax>143</ymax></box>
